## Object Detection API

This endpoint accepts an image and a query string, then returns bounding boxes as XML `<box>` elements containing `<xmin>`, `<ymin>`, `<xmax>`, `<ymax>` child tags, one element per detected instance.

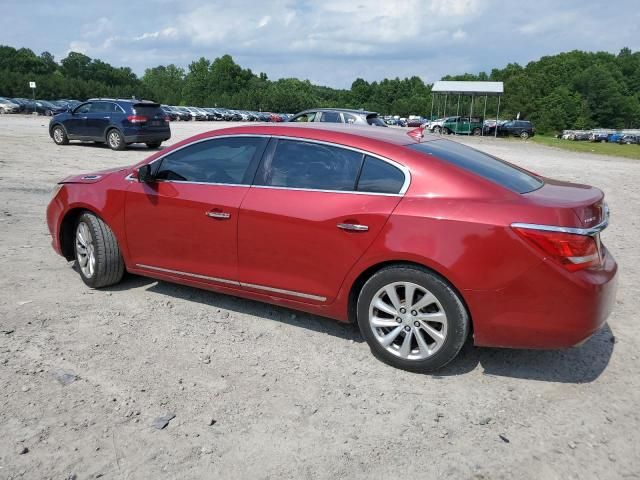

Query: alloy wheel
<box><xmin>368</xmin><ymin>281</ymin><xmax>448</xmax><ymax>360</ymax></box>
<box><xmin>76</xmin><ymin>222</ymin><xmax>96</xmax><ymax>278</ymax></box>
<box><xmin>108</xmin><ymin>131</ymin><xmax>121</xmax><ymax>149</ymax></box>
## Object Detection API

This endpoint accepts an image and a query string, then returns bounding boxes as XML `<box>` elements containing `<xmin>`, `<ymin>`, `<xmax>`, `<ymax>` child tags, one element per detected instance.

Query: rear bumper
<box><xmin>124</xmin><ymin>131</ymin><xmax>171</xmax><ymax>144</ymax></box>
<box><xmin>466</xmin><ymin>248</ymin><xmax>618</xmax><ymax>349</ymax></box>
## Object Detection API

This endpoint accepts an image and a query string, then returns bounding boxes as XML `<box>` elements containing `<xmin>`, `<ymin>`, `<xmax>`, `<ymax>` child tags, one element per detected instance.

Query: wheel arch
<box><xmin>58</xmin><ymin>206</ymin><xmax>103</xmax><ymax>261</ymax></box>
<box><xmin>49</xmin><ymin>121</ymin><xmax>68</xmax><ymax>138</ymax></box>
<box><xmin>346</xmin><ymin>260</ymin><xmax>473</xmax><ymax>334</ymax></box>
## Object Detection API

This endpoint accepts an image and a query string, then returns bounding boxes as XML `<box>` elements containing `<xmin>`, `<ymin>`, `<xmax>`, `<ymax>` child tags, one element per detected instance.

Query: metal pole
<box><xmin>482</xmin><ymin>95</ymin><xmax>487</xmax><ymax>136</ymax></box>
<box><xmin>469</xmin><ymin>94</ymin><xmax>474</xmax><ymax>135</ymax></box>
<box><xmin>430</xmin><ymin>93</ymin><xmax>434</xmax><ymax>120</ymax></box>
<box><xmin>456</xmin><ymin>94</ymin><xmax>460</xmax><ymax>116</ymax></box>
<box><xmin>436</xmin><ymin>94</ymin><xmax>440</xmax><ymax>118</ymax></box>
<box><xmin>495</xmin><ymin>95</ymin><xmax>501</xmax><ymax>138</ymax></box>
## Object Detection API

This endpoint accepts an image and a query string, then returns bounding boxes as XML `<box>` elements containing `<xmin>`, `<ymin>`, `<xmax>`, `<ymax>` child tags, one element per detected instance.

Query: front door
<box><xmin>124</xmin><ymin>136</ymin><xmax>268</xmax><ymax>284</ymax></box>
<box><xmin>66</xmin><ymin>102</ymin><xmax>92</xmax><ymax>138</ymax></box>
<box><xmin>85</xmin><ymin>101</ymin><xmax>113</xmax><ymax>140</ymax></box>
<box><xmin>237</xmin><ymin>139</ymin><xmax>406</xmax><ymax>303</ymax></box>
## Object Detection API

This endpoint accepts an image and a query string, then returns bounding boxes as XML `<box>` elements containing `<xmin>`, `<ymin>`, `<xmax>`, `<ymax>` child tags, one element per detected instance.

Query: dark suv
<box><xmin>49</xmin><ymin>99</ymin><xmax>171</xmax><ymax>150</ymax></box>
<box><xmin>486</xmin><ymin>120</ymin><xmax>535</xmax><ymax>139</ymax></box>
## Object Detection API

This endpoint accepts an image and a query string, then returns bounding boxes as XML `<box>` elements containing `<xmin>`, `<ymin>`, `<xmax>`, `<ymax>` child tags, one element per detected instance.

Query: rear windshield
<box><xmin>133</xmin><ymin>104</ymin><xmax>163</xmax><ymax>116</ymax></box>
<box><xmin>409</xmin><ymin>140</ymin><xmax>543</xmax><ymax>194</ymax></box>
<box><xmin>366</xmin><ymin>115</ymin><xmax>387</xmax><ymax>127</ymax></box>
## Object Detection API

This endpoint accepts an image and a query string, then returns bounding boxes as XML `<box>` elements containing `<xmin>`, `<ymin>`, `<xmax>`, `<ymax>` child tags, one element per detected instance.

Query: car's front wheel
<box><xmin>52</xmin><ymin>125</ymin><xmax>69</xmax><ymax>145</ymax></box>
<box><xmin>146</xmin><ymin>141</ymin><xmax>162</xmax><ymax>149</ymax></box>
<box><xmin>357</xmin><ymin>265</ymin><xmax>469</xmax><ymax>373</ymax></box>
<box><xmin>74</xmin><ymin>212</ymin><xmax>125</xmax><ymax>288</ymax></box>
<box><xmin>107</xmin><ymin>129</ymin><xmax>126</xmax><ymax>151</ymax></box>
<box><xmin>520</xmin><ymin>131</ymin><xmax>530</xmax><ymax>140</ymax></box>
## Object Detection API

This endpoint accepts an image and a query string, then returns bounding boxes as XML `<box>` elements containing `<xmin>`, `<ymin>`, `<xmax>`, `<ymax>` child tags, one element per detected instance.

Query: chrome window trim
<box><xmin>511</xmin><ymin>205</ymin><xmax>609</xmax><ymax>236</ymax></box>
<box><xmin>135</xmin><ymin>263</ymin><xmax>326</xmax><ymax>302</ymax></box>
<box><xmin>132</xmin><ymin>134</ymin><xmax>411</xmax><ymax>195</ymax></box>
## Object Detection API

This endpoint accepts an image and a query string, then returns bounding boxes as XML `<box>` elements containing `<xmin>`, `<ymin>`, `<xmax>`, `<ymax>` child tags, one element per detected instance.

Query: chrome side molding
<box><xmin>135</xmin><ymin>264</ymin><xmax>326</xmax><ymax>302</ymax></box>
<box><xmin>511</xmin><ymin>203</ymin><xmax>610</xmax><ymax>236</ymax></box>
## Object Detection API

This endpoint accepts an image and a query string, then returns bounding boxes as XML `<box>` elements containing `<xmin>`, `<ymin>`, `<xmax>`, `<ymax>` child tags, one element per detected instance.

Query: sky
<box><xmin>1</xmin><ymin>0</ymin><xmax>639</xmax><ymax>88</ymax></box>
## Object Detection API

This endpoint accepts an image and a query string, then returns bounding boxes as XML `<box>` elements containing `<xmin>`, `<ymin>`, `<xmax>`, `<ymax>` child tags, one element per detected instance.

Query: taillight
<box><xmin>163</xmin><ymin>115</ymin><xmax>170</xmax><ymax>122</ymax></box>
<box><xmin>127</xmin><ymin>115</ymin><xmax>148</xmax><ymax>124</ymax></box>
<box><xmin>512</xmin><ymin>227</ymin><xmax>600</xmax><ymax>272</ymax></box>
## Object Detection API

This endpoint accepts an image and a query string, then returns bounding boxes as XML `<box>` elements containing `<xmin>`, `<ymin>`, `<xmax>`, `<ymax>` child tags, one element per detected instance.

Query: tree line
<box><xmin>1</xmin><ymin>44</ymin><xmax>639</xmax><ymax>134</ymax></box>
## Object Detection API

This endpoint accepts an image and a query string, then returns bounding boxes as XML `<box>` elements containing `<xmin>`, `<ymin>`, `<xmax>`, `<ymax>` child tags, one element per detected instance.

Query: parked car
<box><xmin>485</xmin><ymin>120</ymin><xmax>535</xmax><ymax>139</ymax></box>
<box><xmin>0</xmin><ymin>97</ymin><xmax>21</xmax><ymax>113</ymax></box>
<box><xmin>425</xmin><ymin>117</ymin><xmax>452</xmax><ymax>133</ymax></box>
<box><xmin>49</xmin><ymin>98</ymin><xmax>171</xmax><ymax>150</ymax></box>
<box><xmin>406</xmin><ymin>117</ymin><xmax>427</xmax><ymax>128</ymax></box>
<box><xmin>572</xmin><ymin>131</ymin><xmax>591</xmax><ymax>141</ymax></box>
<box><xmin>161</xmin><ymin>105</ymin><xmax>179</xmax><ymax>121</ymax></box>
<box><xmin>442</xmin><ymin>116</ymin><xmax>484</xmax><ymax>135</ymax></box>
<box><xmin>22</xmin><ymin>100</ymin><xmax>66</xmax><ymax>116</ymax></box>
<box><xmin>589</xmin><ymin>131</ymin><xmax>611</xmax><ymax>142</ymax></box>
<box><xmin>618</xmin><ymin>134</ymin><xmax>640</xmax><ymax>145</ymax></box>
<box><xmin>46</xmin><ymin>123</ymin><xmax>617</xmax><ymax>372</ymax></box>
<box><xmin>607</xmin><ymin>132</ymin><xmax>624</xmax><ymax>143</ymax></box>
<box><xmin>172</xmin><ymin>106</ymin><xmax>193</xmax><ymax>121</ymax></box>
<box><xmin>289</xmin><ymin>108</ymin><xmax>387</xmax><ymax>127</ymax></box>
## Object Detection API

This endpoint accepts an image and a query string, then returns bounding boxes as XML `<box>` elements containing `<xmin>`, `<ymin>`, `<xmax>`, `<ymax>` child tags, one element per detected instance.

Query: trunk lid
<box><xmin>523</xmin><ymin>177</ymin><xmax>606</xmax><ymax>228</ymax></box>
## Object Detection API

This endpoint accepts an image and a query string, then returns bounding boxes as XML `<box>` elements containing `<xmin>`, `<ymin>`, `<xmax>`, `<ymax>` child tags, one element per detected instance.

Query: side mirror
<box><xmin>137</xmin><ymin>164</ymin><xmax>154</xmax><ymax>183</ymax></box>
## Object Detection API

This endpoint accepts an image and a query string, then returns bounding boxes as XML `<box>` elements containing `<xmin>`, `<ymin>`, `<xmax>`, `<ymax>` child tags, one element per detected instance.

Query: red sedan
<box><xmin>46</xmin><ymin>124</ymin><xmax>618</xmax><ymax>372</ymax></box>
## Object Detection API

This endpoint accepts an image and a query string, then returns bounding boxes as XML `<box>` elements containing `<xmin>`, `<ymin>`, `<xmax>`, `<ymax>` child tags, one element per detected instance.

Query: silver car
<box><xmin>288</xmin><ymin>108</ymin><xmax>387</xmax><ymax>127</ymax></box>
<box><xmin>0</xmin><ymin>97</ymin><xmax>20</xmax><ymax>114</ymax></box>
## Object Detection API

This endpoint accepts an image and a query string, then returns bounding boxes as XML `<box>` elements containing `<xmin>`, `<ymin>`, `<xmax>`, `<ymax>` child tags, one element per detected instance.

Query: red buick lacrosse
<box><xmin>46</xmin><ymin>123</ymin><xmax>618</xmax><ymax>372</ymax></box>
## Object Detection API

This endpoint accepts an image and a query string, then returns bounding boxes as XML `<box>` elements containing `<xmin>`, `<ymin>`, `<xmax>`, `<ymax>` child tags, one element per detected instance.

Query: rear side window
<box><xmin>366</xmin><ymin>115</ymin><xmax>387</xmax><ymax>127</ymax></box>
<box><xmin>155</xmin><ymin>137</ymin><xmax>266</xmax><ymax>184</ymax></box>
<box><xmin>409</xmin><ymin>140</ymin><xmax>543</xmax><ymax>194</ymax></box>
<box><xmin>357</xmin><ymin>156</ymin><xmax>405</xmax><ymax>194</ymax></box>
<box><xmin>255</xmin><ymin>139</ymin><xmax>362</xmax><ymax>191</ymax></box>
<box><xmin>319</xmin><ymin>111</ymin><xmax>342</xmax><ymax>123</ymax></box>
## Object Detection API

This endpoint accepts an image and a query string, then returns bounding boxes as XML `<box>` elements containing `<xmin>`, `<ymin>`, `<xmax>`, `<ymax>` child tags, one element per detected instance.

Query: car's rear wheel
<box><xmin>52</xmin><ymin>125</ymin><xmax>69</xmax><ymax>145</ymax></box>
<box><xmin>520</xmin><ymin>131</ymin><xmax>530</xmax><ymax>139</ymax></box>
<box><xmin>433</xmin><ymin>126</ymin><xmax>442</xmax><ymax>134</ymax></box>
<box><xmin>146</xmin><ymin>141</ymin><xmax>162</xmax><ymax>149</ymax></box>
<box><xmin>472</xmin><ymin>127</ymin><xmax>482</xmax><ymax>136</ymax></box>
<box><xmin>357</xmin><ymin>265</ymin><xmax>469</xmax><ymax>372</ymax></box>
<box><xmin>107</xmin><ymin>129</ymin><xmax>126</xmax><ymax>151</ymax></box>
<box><xmin>74</xmin><ymin>212</ymin><xmax>125</xmax><ymax>288</ymax></box>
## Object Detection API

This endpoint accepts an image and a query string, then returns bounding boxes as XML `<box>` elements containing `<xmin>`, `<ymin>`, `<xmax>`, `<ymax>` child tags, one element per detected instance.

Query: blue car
<box><xmin>49</xmin><ymin>98</ymin><xmax>171</xmax><ymax>150</ymax></box>
<box><xmin>607</xmin><ymin>132</ymin><xmax>623</xmax><ymax>143</ymax></box>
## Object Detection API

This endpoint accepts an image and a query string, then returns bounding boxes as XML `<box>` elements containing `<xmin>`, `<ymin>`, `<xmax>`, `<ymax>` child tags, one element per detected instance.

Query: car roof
<box><xmin>175</xmin><ymin>122</ymin><xmax>439</xmax><ymax>148</ymax></box>
<box><xmin>297</xmin><ymin>108</ymin><xmax>378</xmax><ymax>115</ymax></box>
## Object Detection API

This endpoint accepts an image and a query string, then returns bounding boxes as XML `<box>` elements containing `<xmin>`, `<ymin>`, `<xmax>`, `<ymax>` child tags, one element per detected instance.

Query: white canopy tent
<box><xmin>430</xmin><ymin>81</ymin><xmax>504</xmax><ymax>137</ymax></box>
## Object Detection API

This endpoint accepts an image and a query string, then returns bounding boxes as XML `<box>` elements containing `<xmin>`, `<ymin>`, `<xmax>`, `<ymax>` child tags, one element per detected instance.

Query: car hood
<box><xmin>60</xmin><ymin>166</ymin><xmax>129</xmax><ymax>184</ymax></box>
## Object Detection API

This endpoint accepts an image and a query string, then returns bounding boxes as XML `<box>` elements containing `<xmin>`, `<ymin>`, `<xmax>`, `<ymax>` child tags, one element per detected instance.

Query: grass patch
<box><xmin>531</xmin><ymin>135</ymin><xmax>640</xmax><ymax>160</ymax></box>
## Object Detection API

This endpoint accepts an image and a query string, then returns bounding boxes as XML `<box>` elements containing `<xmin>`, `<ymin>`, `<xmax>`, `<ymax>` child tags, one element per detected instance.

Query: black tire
<box><xmin>357</xmin><ymin>265</ymin><xmax>469</xmax><ymax>373</ymax></box>
<box><xmin>52</xmin><ymin>125</ymin><xmax>69</xmax><ymax>145</ymax></box>
<box><xmin>472</xmin><ymin>127</ymin><xmax>482</xmax><ymax>136</ymax></box>
<box><xmin>433</xmin><ymin>126</ymin><xmax>442</xmax><ymax>134</ymax></box>
<box><xmin>106</xmin><ymin>129</ymin><xmax>126</xmax><ymax>151</ymax></box>
<box><xmin>74</xmin><ymin>212</ymin><xmax>125</xmax><ymax>288</ymax></box>
<box><xmin>146</xmin><ymin>141</ymin><xmax>162</xmax><ymax>149</ymax></box>
<box><xmin>520</xmin><ymin>131</ymin><xmax>529</xmax><ymax>140</ymax></box>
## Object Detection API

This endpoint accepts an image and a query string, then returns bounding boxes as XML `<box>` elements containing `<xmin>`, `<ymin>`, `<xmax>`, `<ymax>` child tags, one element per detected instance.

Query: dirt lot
<box><xmin>0</xmin><ymin>115</ymin><xmax>638</xmax><ymax>480</ymax></box>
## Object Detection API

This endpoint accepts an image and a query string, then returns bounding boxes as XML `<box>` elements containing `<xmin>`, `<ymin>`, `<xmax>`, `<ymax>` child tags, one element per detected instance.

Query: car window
<box><xmin>343</xmin><ymin>113</ymin><xmax>358</xmax><ymax>124</ymax></box>
<box><xmin>89</xmin><ymin>102</ymin><xmax>110</xmax><ymax>113</ymax></box>
<box><xmin>154</xmin><ymin>137</ymin><xmax>267</xmax><ymax>184</ymax></box>
<box><xmin>291</xmin><ymin>112</ymin><xmax>316</xmax><ymax>122</ymax></box>
<box><xmin>319</xmin><ymin>111</ymin><xmax>342</xmax><ymax>123</ymax></box>
<box><xmin>75</xmin><ymin>103</ymin><xmax>92</xmax><ymax>114</ymax></box>
<box><xmin>409</xmin><ymin>140</ymin><xmax>543</xmax><ymax>194</ymax></box>
<box><xmin>255</xmin><ymin>139</ymin><xmax>363</xmax><ymax>191</ymax></box>
<box><xmin>357</xmin><ymin>156</ymin><xmax>405</xmax><ymax>194</ymax></box>
<box><xmin>367</xmin><ymin>116</ymin><xmax>387</xmax><ymax>127</ymax></box>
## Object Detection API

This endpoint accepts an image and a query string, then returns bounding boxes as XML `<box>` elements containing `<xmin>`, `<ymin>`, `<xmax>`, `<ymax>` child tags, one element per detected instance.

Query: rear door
<box><xmin>132</xmin><ymin>103</ymin><xmax>170</xmax><ymax>134</ymax></box>
<box><xmin>237</xmin><ymin>139</ymin><xmax>407</xmax><ymax>303</ymax></box>
<box><xmin>125</xmin><ymin>136</ymin><xmax>268</xmax><ymax>283</ymax></box>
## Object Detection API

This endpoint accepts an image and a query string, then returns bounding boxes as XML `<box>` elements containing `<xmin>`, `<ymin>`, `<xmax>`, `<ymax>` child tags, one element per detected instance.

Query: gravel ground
<box><xmin>0</xmin><ymin>116</ymin><xmax>638</xmax><ymax>480</ymax></box>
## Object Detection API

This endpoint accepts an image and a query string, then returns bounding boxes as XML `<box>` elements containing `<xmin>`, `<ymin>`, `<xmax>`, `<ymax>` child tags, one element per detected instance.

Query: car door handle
<box><xmin>206</xmin><ymin>211</ymin><xmax>231</xmax><ymax>219</ymax></box>
<box><xmin>103</xmin><ymin>116</ymin><xmax>110</xmax><ymax>119</ymax></box>
<box><xmin>337</xmin><ymin>223</ymin><xmax>369</xmax><ymax>232</ymax></box>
